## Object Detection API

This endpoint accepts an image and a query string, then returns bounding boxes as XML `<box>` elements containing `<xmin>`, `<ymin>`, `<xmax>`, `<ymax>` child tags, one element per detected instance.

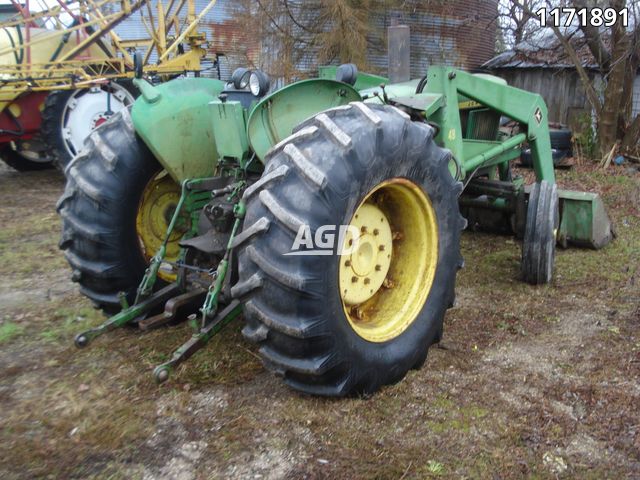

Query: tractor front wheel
<box><xmin>57</xmin><ymin>109</ymin><xmax>181</xmax><ymax>312</ymax></box>
<box><xmin>233</xmin><ymin>103</ymin><xmax>466</xmax><ymax>396</ymax></box>
<box><xmin>521</xmin><ymin>180</ymin><xmax>559</xmax><ymax>284</ymax></box>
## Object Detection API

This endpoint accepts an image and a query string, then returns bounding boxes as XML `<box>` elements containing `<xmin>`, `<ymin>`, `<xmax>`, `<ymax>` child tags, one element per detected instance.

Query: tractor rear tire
<box><xmin>521</xmin><ymin>180</ymin><xmax>559</xmax><ymax>284</ymax></box>
<box><xmin>57</xmin><ymin>109</ymin><xmax>161</xmax><ymax>312</ymax></box>
<box><xmin>232</xmin><ymin>103</ymin><xmax>466</xmax><ymax>396</ymax></box>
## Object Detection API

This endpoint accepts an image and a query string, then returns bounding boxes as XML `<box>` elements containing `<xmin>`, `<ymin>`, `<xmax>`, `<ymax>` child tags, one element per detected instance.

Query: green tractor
<box><xmin>57</xmin><ymin>62</ymin><xmax>612</xmax><ymax>396</ymax></box>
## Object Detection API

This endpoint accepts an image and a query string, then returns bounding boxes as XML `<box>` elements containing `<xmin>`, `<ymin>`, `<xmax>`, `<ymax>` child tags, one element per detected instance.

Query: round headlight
<box><xmin>249</xmin><ymin>70</ymin><xmax>270</xmax><ymax>97</ymax></box>
<box><xmin>231</xmin><ymin>67</ymin><xmax>251</xmax><ymax>89</ymax></box>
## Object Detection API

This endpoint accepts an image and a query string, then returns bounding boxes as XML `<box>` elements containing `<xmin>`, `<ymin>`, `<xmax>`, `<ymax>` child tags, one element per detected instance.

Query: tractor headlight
<box><xmin>336</xmin><ymin>63</ymin><xmax>358</xmax><ymax>86</ymax></box>
<box><xmin>249</xmin><ymin>70</ymin><xmax>270</xmax><ymax>97</ymax></box>
<box><xmin>231</xmin><ymin>67</ymin><xmax>251</xmax><ymax>89</ymax></box>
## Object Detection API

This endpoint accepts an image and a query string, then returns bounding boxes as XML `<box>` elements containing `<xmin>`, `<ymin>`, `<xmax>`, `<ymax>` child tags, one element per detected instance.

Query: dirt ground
<box><xmin>0</xmin><ymin>161</ymin><xmax>638</xmax><ymax>479</ymax></box>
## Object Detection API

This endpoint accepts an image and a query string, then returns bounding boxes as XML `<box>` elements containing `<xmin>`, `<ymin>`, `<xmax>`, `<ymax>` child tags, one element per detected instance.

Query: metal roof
<box><xmin>483</xmin><ymin>31</ymin><xmax>606</xmax><ymax>70</ymax></box>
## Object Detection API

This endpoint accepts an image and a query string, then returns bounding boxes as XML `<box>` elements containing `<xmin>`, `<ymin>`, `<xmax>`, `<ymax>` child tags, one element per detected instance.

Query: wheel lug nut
<box><xmin>351</xmin><ymin>276</ymin><xmax>358</xmax><ymax>283</ymax></box>
<box><xmin>364</xmin><ymin>278</ymin><xmax>370</xmax><ymax>285</ymax></box>
<box><xmin>378</xmin><ymin>245</ymin><xmax>385</xmax><ymax>251</ymax></box>
<box><xmin>373</xmin><ymin>229</ymin><xmax>379</xmax><ymax>236</ymax></box>
<box><xmin>375</xmin><ymin>264</ymin><xmax>381</xmax><ymax>271</ymax></box>
<box><xmin>344</xmin><ymin>260</ymin><xmax>351</xmax><ymax>267</ymax></box>
<box><xmin>361</xmin><ymin>226</ymin><xmax>367</xmax><ymax>233</ymax></box>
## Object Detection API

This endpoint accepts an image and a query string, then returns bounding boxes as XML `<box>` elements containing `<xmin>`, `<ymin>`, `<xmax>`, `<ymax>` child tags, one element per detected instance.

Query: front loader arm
<box><xmin>425</xmin><ymin>67</ymin><xmax>555</xmax><ymax>183</ymax></box>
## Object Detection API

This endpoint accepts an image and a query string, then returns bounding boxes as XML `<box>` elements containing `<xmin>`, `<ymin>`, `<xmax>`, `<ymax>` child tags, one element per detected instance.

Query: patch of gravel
<box><xmin>483</xmin><ymin>300</ymin><xmax>610</xmax><ymax>376</ymax></box>
<box><xmin>223</xmin><ymin>447</ymin><xmax>294</xmax><ymax>480</ymax></box>
<box><xmin>143</xmin><ymin>441</ymin><xmax>208</xmax><ymax>480</ymax></box>
<box><xmin>190</xmin><ymin>386</ymin><xmax>229</xmax><ymax>413</ymax></box>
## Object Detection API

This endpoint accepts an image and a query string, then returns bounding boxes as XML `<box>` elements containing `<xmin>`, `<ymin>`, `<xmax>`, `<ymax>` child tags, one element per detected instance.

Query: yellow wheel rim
<box><xmin>136</xmin><ymin>171</ymin><xmax>187</xmax><ymax>282</ymax></box>
<box><xmin>339</xmin><ymin>178</ymin><xmax>438</xmax><ymax>343</ymax></box>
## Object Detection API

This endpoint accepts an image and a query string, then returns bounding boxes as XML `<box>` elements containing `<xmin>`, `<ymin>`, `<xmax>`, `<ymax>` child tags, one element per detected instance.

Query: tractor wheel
<box><xmin>42</xmin><ymin>82</ymin><xmax>136</xmax><ymax>170</ymax></box>
<box><xmin>0</xmin><ymin>138</ymin><xmax>55</xmax><ymax>171</ymax></box>
<box><xmin>521</xmin><ymin>180</ymin><xmax>559</xmax><ymax>284</ymax></box>
<box><xmin>57</xmin><ymin>109</ymin><xmax>184</xmax><ymax>313</ymax></box>
<box><xmin>232</xmin><ymin>103</ymin><xmax>466</xmax><ymax>396</ymax></box>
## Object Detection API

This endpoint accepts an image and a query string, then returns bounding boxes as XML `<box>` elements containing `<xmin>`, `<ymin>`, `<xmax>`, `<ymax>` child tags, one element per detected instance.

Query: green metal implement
<box><xmin>71</xmin><ymin>61</ymin><xmax>613</xmax><ymax>384</ymax></box>
<box><xmin>556</xmin><ymin>189</ymin><xmax>613</xmax><ymax>249</ymax></box>
<box><xmin>153</xmin><ymin>301</ymin><xmax>243</xmax><ymax>383</ymax></box>
<box><xmin>74</xmin><ymin>177</ymin><xmax>217</xmax><ymax>348</ymax></box>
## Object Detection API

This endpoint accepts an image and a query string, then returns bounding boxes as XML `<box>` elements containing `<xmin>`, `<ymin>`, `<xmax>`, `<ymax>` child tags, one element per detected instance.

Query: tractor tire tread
<box><xmin>57</xmin><ymin>109</ymin><xmax>160</xmax><ymax>312</ymax></box>
<box><xmin>521</xmin><ymin>180</ymin><xmax>558</xmax><ymax>284</ymax></box>
<box><xmin>41</xmin><ymin>90</ymin><xmax>74</xmax><ymax>170</ymax></box>
<box><xmin>259</xmin><ymin>345</ymin><xmax>338</xmax><ymax>376</ymax></box>
<box><xmin>244</xmin><ymin>299</ymin><xmax>324</xmax><ymax>339</ymax></box>
<box><xmin>233</xmin><ymin>103</ymin><xmax>464</xmax><ymax>396</ymax></box>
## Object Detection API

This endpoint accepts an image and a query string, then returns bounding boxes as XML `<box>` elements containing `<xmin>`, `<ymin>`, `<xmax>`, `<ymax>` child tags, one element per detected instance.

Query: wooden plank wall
<box><xmin>490</xmin><ymin>68</ymin><xmax>592</xmax><ymax>129</ymax></box>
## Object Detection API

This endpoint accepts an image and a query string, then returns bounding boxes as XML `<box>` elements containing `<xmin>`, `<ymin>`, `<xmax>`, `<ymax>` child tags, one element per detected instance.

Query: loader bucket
<box><xmin>557</xmin><ymin>189</ymin><xmax>613</xmax><ymax>249</ymax></box>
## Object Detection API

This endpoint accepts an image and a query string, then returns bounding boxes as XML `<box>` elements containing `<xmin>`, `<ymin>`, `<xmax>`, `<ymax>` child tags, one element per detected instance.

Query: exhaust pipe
<box><xmin>388</xmin><ymin>24</ymin><xmax>410</xmax><ymax>83</ymax></box>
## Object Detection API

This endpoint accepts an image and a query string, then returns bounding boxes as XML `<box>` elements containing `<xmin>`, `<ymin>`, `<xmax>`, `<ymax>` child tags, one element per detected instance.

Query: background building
<box><xmin>483</xmin><ymin>35</ymin><xmax>640</xmax><ymax>128</ymax></box>
<box><xmin>113</xmin><ymin>0</ymin><xmax>498</xmax><ymax>83</ymax></box>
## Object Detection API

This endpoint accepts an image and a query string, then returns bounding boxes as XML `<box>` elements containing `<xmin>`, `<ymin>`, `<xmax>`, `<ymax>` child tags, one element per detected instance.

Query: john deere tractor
<box><xmin>57</xmin><ymin>61</ymin><xmax>612</xmax><ymax>396</ymax></box>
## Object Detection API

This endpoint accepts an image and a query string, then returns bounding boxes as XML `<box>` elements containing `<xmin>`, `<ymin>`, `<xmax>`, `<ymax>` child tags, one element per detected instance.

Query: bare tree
<box><xmin>500</xmin><ymin>0</ymin><xmax>640</xmax><ymax>159</ymax></box>
<box><xmin>498</xmin><ymin>0</ymin><xmax>546</xmax><ymax>47</ymax></box>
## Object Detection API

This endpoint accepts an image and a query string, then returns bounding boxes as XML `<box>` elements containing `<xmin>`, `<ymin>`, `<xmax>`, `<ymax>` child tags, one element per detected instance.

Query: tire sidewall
<box><xmin>319</xmin><ymin>154</ymin><xmax>459</xmax><ymax>383</ymax></box>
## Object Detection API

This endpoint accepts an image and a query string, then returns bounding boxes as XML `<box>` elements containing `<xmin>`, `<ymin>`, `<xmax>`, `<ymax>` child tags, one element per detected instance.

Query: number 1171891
<box><xmin>535</xmin><ymin>7</ymin><xmax>628</xmax><ymax>28</ymax></box>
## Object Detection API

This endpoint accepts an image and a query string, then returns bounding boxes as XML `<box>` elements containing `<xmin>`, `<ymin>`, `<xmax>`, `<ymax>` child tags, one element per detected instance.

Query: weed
<box><xmin>0</xmin><ymin>321</ymin><xmax>23</xmax><ymax>343</ymax></box>
<box><xmin>427</xmin><ymin>460</ymin><xmax>444</xmax><ymax>474</ymax></box>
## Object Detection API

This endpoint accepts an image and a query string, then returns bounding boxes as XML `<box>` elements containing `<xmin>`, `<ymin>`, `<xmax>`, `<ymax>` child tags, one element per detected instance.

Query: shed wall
<box><xmin>490</xmin><ymin>68</ymin><xmax>592</xmax><ymax>127</ymax></box>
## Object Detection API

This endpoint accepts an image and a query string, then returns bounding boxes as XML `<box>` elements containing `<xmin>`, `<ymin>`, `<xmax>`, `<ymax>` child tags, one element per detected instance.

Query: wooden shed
<box><xmin>483</xmin><ymin>37</ymin><xmax>640</xmax><ymax>131</ymax></box>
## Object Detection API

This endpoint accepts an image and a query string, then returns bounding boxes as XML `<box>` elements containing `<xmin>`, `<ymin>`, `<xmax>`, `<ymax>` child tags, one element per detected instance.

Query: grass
<box><xmin>39</xmin><ymin>306</ymin><xmax>104</xmax><ymax>342</ymax></box>
<box><xmin>0</xmin><ymin>322</ymin><xmax>23</xmax><ymax>344</ymax></box>
<box><xmin>0</xmin><ymin>163</ymin><xmax>639</xmax><ymax>479</ymax></box>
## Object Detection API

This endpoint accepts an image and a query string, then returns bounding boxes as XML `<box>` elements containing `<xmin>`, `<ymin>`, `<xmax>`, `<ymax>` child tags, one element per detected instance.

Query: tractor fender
<box><xmin>131</xmin><ymin>77</ymin><xmax>226</xmax><ymax>182</ymax></box>
<box><xmin>247</xmin><ymin>79</ymin><xmax>361</xmax><ymax>162</ymax></box>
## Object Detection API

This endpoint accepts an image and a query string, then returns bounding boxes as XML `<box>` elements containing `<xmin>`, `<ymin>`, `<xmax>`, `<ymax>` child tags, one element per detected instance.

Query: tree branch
<box><xmin>517</xmin><ymin>1</ymin><xmax>603</xmax><ymax>118</ymax></box>
<box><xmin>621</xmin><ymin>114</ymin><xmax>640</xmax><ymax>155</ymax></box>
<box><xmin>254</xmin><ymin>0</ymin><xmax>313</xmax><ymax>45</ymax></box>
<box><xmin>282</xmin><ymin>0</ymin><xmax>323</xmax><ymax>34</ymax></box>
<box><xmin>573</xmin><ymin>0</ymin><xmax>611</xmax><ymax>69</ymax></box>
